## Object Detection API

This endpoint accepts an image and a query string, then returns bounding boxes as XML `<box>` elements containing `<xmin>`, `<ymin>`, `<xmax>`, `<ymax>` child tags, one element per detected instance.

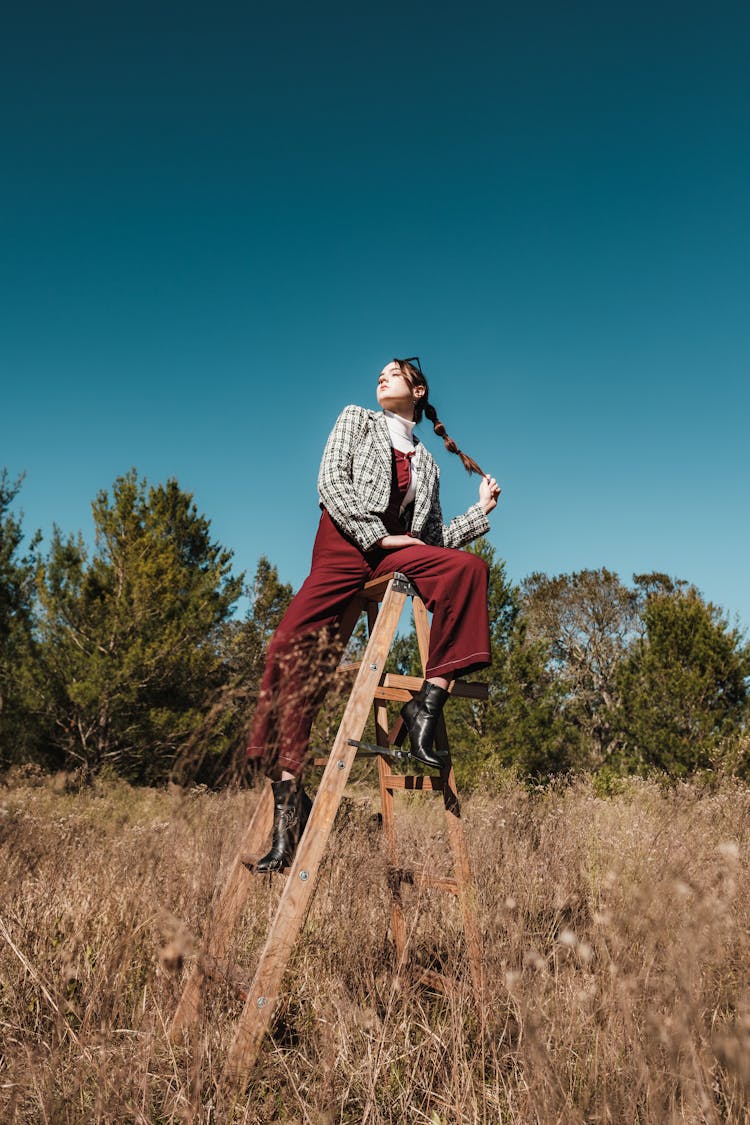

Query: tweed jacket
<box><xmin>317</xmin><ymin>405</ymin><xmax>490</xmax><ymax>554</ymax></box>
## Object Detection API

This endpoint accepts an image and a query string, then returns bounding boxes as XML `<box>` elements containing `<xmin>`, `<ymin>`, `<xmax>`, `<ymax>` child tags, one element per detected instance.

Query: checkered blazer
<box><xmin>317</xmin><ymin>405</ymin><xmax>490</xmax><ymax>553</ymax></box>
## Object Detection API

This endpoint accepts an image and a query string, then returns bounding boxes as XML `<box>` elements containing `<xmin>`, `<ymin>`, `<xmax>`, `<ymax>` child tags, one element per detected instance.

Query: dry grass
<box><xmin>1</xmin><ymin>769</ymin><xmax>750</xmax><ymax>1123</ymax></box>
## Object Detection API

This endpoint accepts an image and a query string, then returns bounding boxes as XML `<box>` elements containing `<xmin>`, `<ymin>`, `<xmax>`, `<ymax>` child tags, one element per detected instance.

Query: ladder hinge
<box><xmin>391</xmin><ymin>572</ymin><xmax>417</xmax><ymax>596</ymax></box>
<box><xmin>347</xmin><ymin>738</ymin><xmax>410</xmax><ymax>761</ymax></box>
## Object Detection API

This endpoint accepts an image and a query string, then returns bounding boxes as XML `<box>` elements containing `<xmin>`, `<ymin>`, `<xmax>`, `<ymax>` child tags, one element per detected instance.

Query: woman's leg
<box><xmin>371</xmin><ymin>543</ymin><xmax>491</xmax><ymax>680</ymax></box>
<box><xmin>370</xmin><ymin>543</ymin><xmax>491</xmax><ymax>767</ymax></box>
<box><xmin>248</xmin><ymin>515</ymin><xmax>370</xmax><ymax>871</ymax></box>
<box><xmin>249</xmin><ymin>622</ymin><xmax>347</xmax><ymax>776</ymax></box>
<box><xmin>247</xmin><ymin>513</ymin><xmax>370</xmax><ymax>778</ymax></box>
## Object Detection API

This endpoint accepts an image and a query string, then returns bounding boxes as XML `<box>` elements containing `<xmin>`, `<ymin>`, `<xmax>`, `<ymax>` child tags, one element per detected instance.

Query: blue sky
<box><xmin>2</xmin><ymin>1</ymin><xmax>749</xmax><ymax>630</ymax></box>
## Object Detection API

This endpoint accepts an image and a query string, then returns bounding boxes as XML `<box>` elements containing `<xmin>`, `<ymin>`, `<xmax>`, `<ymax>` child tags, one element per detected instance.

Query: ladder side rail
<box><xmin>412</xmin><ymin>595</ymin><xmax>431</xmax><ymax>674</ymax></box>
<box><xmin>436</xmin><ymin>729</ymin><xmax>485</xmax><ymax>1003</ymax></box>
<box><xmin>170</xmin><ymin>780</ymin><xmax>274</xmax><ymax>1038</ymax></box>
<box><xmin>368</xmin><ymin>602</ymin><xmax>407</xmax><ymax>964</ymax></box>
<box><xmin>412</xmin><ymin>593</ymin><xmax>485</xmax><ymax>1004</ymax></box>
<box><xmin>170</xmin><ymin>594</ymin><xmax>366</xmax><ymax>1040</ymax></box>
<box><xmin>223</xmin><ymin>582</ymin><xmax>408</xmax><ymax>1085</ymax></box>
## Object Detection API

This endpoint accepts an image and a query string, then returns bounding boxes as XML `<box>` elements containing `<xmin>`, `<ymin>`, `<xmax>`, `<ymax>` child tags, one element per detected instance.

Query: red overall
<box><xmin>247</xmin><ymin>450</ymin><xmax>490</xmax><ymax>775</ymax></box>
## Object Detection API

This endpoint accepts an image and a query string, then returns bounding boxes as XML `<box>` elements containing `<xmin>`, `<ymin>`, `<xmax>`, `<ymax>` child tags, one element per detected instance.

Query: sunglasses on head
<box><xmin>398</xmin><ymin>356</ymin><xmax>423</xmax><ymax>377</ymax></box>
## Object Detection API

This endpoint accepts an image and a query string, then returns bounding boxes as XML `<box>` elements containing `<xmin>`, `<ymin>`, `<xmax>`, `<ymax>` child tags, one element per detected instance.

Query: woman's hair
<box><xmin>394</xmin><ymin>357</ymin><xmax>486</xmax><ymax>478</ymax></box>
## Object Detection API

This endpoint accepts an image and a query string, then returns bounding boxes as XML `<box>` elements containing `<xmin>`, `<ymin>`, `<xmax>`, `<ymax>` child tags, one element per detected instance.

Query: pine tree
<box><xmin>616</xmin><ymin>583</ymin><xmax>750</xmax><ymax>776</ymax></box>
<box><xmin>35</xmin><ymin>470</ymin><xmax>242</xmax><ymax>782</ymax></box>
<box><xmin>0</xmin><ymin>471</ymin><xmax>41</xmax><ymax>769</ymax></box>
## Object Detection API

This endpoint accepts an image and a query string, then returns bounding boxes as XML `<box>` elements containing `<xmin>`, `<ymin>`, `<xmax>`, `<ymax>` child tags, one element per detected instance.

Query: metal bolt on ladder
<box><xmin>169</xmin><ymin>571</ymin><xmax>487</xmax><ymax>1087</ymax></box>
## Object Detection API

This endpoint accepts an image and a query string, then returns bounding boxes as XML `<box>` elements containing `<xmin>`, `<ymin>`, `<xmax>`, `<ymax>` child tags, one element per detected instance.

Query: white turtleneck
<box><xmin>384</xmin><ymin>409</ymin><xmax>418</xmax><ymax>513</ymax></box>
<box><xmin>384</xmin><ymin>408</ymin><xmax>416</xmax><ymax>453</ymax></box>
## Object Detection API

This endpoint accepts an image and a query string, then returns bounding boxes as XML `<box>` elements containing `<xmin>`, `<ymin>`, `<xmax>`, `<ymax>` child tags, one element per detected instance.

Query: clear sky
<box><xmin>2</xmin><ymin>1</ymin><xmax>749</xmax><ymax>630</ymax></box>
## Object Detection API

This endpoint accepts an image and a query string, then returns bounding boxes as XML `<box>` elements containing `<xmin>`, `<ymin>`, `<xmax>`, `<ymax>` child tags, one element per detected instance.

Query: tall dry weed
<box><xmin>1</xmin><ymin>772</ymin><xmax>750</xmax><ymax>1122</ymax></box>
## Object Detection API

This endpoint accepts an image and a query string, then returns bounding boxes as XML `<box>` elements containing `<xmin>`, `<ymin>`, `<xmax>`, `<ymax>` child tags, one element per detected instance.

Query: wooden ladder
<box><xmin>169</xmin><ymin>571</ymin><xmax>487</xmax><ymax>1087</ymax></box>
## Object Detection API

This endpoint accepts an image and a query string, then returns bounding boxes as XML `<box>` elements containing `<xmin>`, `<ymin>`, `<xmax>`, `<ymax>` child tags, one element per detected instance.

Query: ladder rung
<box><xmin>390</xmin><ymin>867</ymin><xmax>460</xmax><ymax>894</ymax></box>
<box><xmin>374</xmin><ymin>686</ymin><xmax>414</xmax><ymax>702</ymax></box>
<box><xmin>382</xmin><ymin>774</ymin><xmax>446</xmax><ymax>790</ymax></box>
<box><xmin>336</xmin><ymin>667</ymin><xmax>489</xmax><ymax>702</ymax></box>
<box><xmin>381</xmin><ymin>674</ymin><xmax>489</xmax><ymax>701</ymax></box>
<box><xmin>415</xmin><ymin>967</ymin><xmax>454</xmax><ymax>993</ymax></box>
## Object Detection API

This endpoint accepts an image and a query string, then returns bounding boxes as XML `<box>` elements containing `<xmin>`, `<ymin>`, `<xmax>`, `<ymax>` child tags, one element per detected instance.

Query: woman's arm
<box><xmin>421</xmin><ymin>475</ymin><xmax>501</xmax><ymax>549</ymax></box>
<box><xmin>379</xmin><ymin>533</ymin><xmax>420</xmax><ymax>549</ymax></box>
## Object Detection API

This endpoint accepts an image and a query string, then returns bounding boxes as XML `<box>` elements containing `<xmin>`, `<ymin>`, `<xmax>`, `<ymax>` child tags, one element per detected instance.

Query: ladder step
<box><xmin>382</xmin><ymin>774</ymin><xmax>446</xmax><ymax>791</ymax></box>
<box><xmin>381</xmin><ymin>674</ymin><xmax>489</xmax><ymax>701</ymax></box>
<box><xmin>335</xmin><ymin>666</ymin><xmax>489</xmax><ymax>702</ymax></box>
<box><xmin>390</xmin><ymin>867</ymin><xmax>459</xmax><ymax>894</ymax></box>
<box><xmin>374</xmin><ymin>686</ymin><xmax>415</xmax><ymax>703</ymax></box>
<box><xmin>415</xmin><ymin>967</ymin><xmax>454</xmax><ymax>993</ymax></box>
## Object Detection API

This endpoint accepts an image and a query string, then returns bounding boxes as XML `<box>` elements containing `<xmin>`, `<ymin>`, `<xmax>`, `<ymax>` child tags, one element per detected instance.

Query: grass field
<box><xmin>1</xmin><ymin>769</ymin><xmax>749</xmax><ymax>1123</ymax></box>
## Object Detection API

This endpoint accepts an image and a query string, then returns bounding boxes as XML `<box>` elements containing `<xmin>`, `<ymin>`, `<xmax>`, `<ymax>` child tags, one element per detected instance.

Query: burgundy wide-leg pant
<box><xmin>247</xmin><ymin>511</ymin><xmax>490</xmax><ymax>775</ymax></box>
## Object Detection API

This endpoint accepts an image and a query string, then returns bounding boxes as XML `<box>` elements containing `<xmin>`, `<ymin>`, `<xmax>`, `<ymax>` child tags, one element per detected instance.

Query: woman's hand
<box><xmin>479</xmin><ymin>475</ymin><xmax>501</xmax><ymax>514</ymax></box>
<box><xmin>378</xmin><ymin>534</ymin><xmax>422</xmax><ymax>550</ymax></box>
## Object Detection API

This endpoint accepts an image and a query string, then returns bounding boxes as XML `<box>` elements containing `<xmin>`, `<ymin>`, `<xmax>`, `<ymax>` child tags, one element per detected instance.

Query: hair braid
<box><xmin>422</xmin><ymin>401</ymin><xmax>486</xmax><ymax>477</ymax></box>
<box><xmin>394</xmin><ymin>357</ymin><xmax>487</xmax><ymax>478</ymax></box>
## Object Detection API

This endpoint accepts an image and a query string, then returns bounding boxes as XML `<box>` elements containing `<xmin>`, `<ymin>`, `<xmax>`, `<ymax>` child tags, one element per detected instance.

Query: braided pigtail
<box><xmin>394</xmin><ymin>357</ymin><xmax>487</xmax><ymax>478</ymax></box>
<box><xmin>422</xmin><ymin>401</ymin><xmax>486</xmax><ymax>478</ymax></box>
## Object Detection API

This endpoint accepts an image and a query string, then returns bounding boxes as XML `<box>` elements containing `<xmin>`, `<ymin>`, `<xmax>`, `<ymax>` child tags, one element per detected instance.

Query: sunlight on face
<box><xmin>376</xmin><ymin>362</ymin><xmax>410</xmax><ymax>409</ymax></box>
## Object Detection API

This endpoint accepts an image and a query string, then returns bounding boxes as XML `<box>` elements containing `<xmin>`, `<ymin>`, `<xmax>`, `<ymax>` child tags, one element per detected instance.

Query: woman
<box><xmin>247</xmin><ymin>357</ymin><xmax>501</xmax><ymax>871</ymax></box>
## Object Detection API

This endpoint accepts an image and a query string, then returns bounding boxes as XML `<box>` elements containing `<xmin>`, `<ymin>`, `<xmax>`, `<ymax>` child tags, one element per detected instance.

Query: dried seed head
<box><xmin>523</xmin><ymin>949</ymin><xmax>546</xmax><ymax>971</ymax></box>
<box><xmin>159</xmin><ymin>941</ymin><xmax>184</xmax><ymax>973</ymax></box>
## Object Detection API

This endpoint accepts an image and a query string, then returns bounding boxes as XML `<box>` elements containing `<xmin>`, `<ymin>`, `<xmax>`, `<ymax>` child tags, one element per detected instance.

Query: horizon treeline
<box><xmin>1</xmin><ymin>467</ymin><xmax>748</xmax><ymax>788</ymax></box>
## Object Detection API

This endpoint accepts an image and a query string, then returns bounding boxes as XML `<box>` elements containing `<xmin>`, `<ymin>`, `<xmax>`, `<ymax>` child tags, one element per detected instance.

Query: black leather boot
<box><xmin>400</xmin><ymin>682</ymin><xmax>450</xmax><ymax>769</ymax></box>
<box><xmin>255</xmin><ymin>779</ymin><xmax>313</xmax><ymax>873</ymax></box>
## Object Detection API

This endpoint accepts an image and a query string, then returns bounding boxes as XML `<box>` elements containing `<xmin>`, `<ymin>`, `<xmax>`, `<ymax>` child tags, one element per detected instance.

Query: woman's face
<box><xmin>376</xmin><ymin>362</ymin><xmax>424</xmax><ymax>416</ymax></box>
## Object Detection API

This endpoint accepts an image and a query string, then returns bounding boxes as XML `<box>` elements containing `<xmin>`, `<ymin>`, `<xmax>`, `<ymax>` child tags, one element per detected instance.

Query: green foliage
<box><xmin>197</xmin><ymin>556</ymin><xmax>295</xmax><ymax>783</ymax></box>
<box><xmin>224</xmin><ymin>556</ymin><xmax>294</xmax><ymax>689</ymax></box>
<box><xmin>615</xmin><ymin>585</ymin><xmax>750</xmax><ymax>776</ymax></box>
<box><xmin>0</xmin><ymin>471</ymin><xmax>41</xmax><ymax>767</ymax></box>
<box><xmin>521</xmin><ymin>568</ymin><xmax>640</xmax><ymax>769</ymax></box>
<box><xmin>34</xmin><ymin>470</ymin><xmax>242</xmax><ymax>782</ymax></box>
<box><xmin>477</xmin><ymin>619</ymin><xmax>581</xmax><ymax>782</ymax></box>
<box><xmin>3</xmin><ymin>469</ymin><xmax>749</xmax><ymax>789</ymax></box>
<box><xmin>446</xmin><ymin>541</ymin><xmax>576</xmax><ymax>786</ymax></box>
